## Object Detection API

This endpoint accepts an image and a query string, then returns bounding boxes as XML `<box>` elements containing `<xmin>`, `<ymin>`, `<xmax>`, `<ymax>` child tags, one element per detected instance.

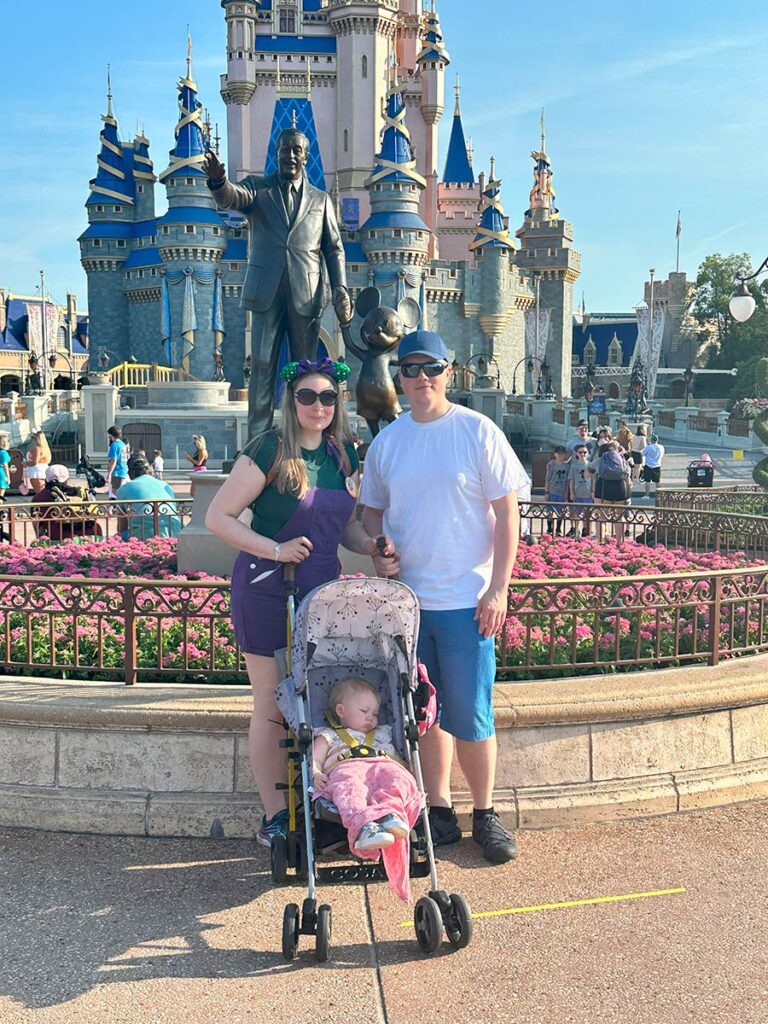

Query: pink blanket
<box><xmin>318</xmin><ymin>757</ymin><xmax>424</xmax><ymax>903</ymax></box>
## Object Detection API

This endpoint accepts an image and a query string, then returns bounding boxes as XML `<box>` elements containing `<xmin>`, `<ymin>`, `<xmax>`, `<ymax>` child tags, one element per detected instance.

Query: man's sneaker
<box><xmin>472</xmin><ymin>812</ymin><xmax>518</xmax><ymax>864</ymax></box>
<box><xmin>354</xmin><ymin>822</ymin><xmax>395</xmax><ymax>852</ymax></box>
<box><xmin>427</xmin><ymin>806</ymin><xmax>462</xmax><ymax>846</ymax></box>
<box><xmin>377</xmin><ymin>813</ymin><xmax>410</xmax><ymax>839</ymax></box>
<box><xmin>256</xmin><ymin>809</ymin><xmax>289</xmax><ymax>848</ymax></box>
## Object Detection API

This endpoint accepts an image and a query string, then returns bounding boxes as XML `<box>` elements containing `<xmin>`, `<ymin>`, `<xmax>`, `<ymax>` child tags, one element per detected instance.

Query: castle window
<box><xmin>151</xmin><ymin>269</ymin><xmax>156</xmax><ymax>276</ymax></box>
<box><xmin>162</xmin><ymin>226</ymin><xmax>170</xmax><ymax>235</ymax></box>
<box><xmin>583</xmin><ymin>338</ymin><xmax>597</xmax><ymax>366</ymax></box>
<box><xmin>326</xmin><ymin>57</ymin><xmax>332</xmax><ymax>63</ymax></box>
<box><xmin>151</xmin><ymin>236</ymin><xmax>156</xmax><ymax>244</ymax></box>
<box><xmin>92</xmin><ymin>239</ymin><xmax>102</xmax><ymax>247</ymax></box>
<box><xmin>230</xmin><ymin>263</ymin><xmax>239</xmax><ymax>271</ymax></box>
<box><xmin>279</xmin><ymin>6</ymin><xmax>296</xmax><ymax>33</ymax></box>
<box><xmin>259</xmin><ymin>54</ymin><xmax>265</xmax><ymax>60</ymax></box>
<box><xmin>137</xmin><ymin>185</ymin><xmax>144</xmax><ymax>194</ymax></box>
<box><xmin>113</xmin><ymin>205</ymin><xmax>122</xmax><ymax>213</ymax></box>
<box><xmin>138</xmin><ymin>270</ymin><xmax>144</xmax><ymax>278</ymax></box>
<box><xmin>343</xmin><ymin>129</ymin><xmax>348</xmax><ymax>153</ymax></box>
<box><xmin>213</xmin><ymin>226</ymin><xmax>221</xmax><ymax>236</ymax></box>
<box><xmin>393</xmin><ymin>229</ymin><xmax>402</xmax><ymax>238</ymax></box>
<box><xmin>362</xmin><ymin>55</ymin><xmax>368</xmax><ymax>78</ymax></box>
<box><xmin>186</xmin><ymin>177</ymin><xmax>195</xmax><ymax>185</ymax></box>
<box><xmin>185</xmin><ymin>225</ymin><xmax>195</xmax><ymax>234</ymax></box>
<box><xmin>313</xmin><ymin>56</ymin><xmax>318</xmax><ymax>62</ymax></box>
<box><xmin>417</xmin><ymin>231</ymin><xmax>424</xmax><ymax>239</ymax></box>
<box><xmin>368</xmin><ymin>231</ymin><xmax>375</xmax><ymax>239</ymax></box>
<box><xmin>96</xmin><ymin>205</ymin><xmax>104</xmax><ymax>213</ymax></box>
<box><xmin>116</xmin><ymin>239</ymin><xmax>126</xmax><ymax>248</ymax></box>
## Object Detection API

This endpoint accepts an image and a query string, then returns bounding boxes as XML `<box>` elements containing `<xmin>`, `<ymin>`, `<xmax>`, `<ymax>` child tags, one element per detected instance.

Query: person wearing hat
<box><xmin>360</xmin><ymin>330</ymin><xmax>530</xmax><ymax>865</ymax></box>
<box><xmin>30</xmin><ymin>465</ymin><xmax>99</xmax><ymax>542</ymax></box>
<box><xmin>641</xmin><ymin>433</ymin><xmax>665</xmax><ymax>498</ymax></box>
<box><xmin>566</xmin><ymin>420</ymin><xmax>596</xmax><ymax>458</ymax></box>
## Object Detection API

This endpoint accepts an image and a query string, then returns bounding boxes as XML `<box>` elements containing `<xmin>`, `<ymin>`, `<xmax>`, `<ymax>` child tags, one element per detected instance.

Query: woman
<box><xmin>206</xmin><ymin>357</ymin><xmax>381</xmax><ymax>846</ymax></box>
<box><xmin>630</xmin><ymin>424</ymin><xmax>647</xmax><ymax>484</ymax></box>
<box><xmin>26</xmin><ymin>429</ymin><xmax>51</xmax><ymax>494</ymax></box>
<box><xmin>616</xmin><ymin>421</ymin><xmax>634</xmax><ymax>458</ymax></box>
<box><xmin>0</xmin><ymin>433</ymin><xmax>11</xmax><ymax>504</ymax></box>
<box><xmin>184</xmin><ymin>434</ymin><xmax>208</xmax><ymax>472</ymax></box>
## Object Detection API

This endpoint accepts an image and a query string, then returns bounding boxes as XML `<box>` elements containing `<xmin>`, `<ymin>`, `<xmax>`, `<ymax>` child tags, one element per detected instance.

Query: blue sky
<box><xmin>2</xmin><ymin>1</ymin><xmax>768</xmax><ymax>313</ymax></box>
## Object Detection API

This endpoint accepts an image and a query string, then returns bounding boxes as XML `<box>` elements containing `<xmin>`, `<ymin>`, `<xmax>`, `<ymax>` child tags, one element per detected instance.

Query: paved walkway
<box><xmin>1</xmin><ymin>801</ymin><xmax>766</xmax><ymax>1023</ymax></box>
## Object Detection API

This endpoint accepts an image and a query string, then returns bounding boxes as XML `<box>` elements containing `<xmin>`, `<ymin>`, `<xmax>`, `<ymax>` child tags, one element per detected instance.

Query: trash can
<box><xmin>687</xmin><ymin>461</ymin><xmax>715</xmax><ymax>487</ymax></box>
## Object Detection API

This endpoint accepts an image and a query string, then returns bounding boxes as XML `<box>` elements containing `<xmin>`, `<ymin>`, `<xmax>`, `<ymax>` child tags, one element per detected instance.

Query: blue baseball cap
<box><xmin>398</xmin><ymin>330</ymin><xmax>450</xmax><ymax>364</ymax></box>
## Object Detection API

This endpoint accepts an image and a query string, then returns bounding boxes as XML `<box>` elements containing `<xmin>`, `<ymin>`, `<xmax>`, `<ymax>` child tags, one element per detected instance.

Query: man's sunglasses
<box><xmin>294</xmin><ymin>388</ymin><xmax>338</xmax><ymax>407</ymax></box>
<box><xmin>399</xmin><ymin>360</ymin><xmax>448</xmax><ymax>379</ymax></box>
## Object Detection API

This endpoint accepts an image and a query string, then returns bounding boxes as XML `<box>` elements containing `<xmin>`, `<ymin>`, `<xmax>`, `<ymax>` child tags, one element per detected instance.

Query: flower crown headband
<box><xmin>279</xmin><ymin>356</ymin><xmax>351</xmax><ymax>385</ymax></box>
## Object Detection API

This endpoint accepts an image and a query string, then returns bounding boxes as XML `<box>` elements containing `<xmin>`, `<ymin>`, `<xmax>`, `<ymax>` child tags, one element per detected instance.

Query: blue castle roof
<box><xmin>366</xmin><ymin>84</ymin><xmax>426</xmax><ymax>188</ymax></box>
<box><xmin>122</xmin><ymin>246</ymin><xmax>163</xmax><ymax>269</ymax></box>
<box><xmin>443</xmin><ymin>98</ymin><xmax>474</xmax><ymax>185</ymax></box>
<box><xmin>223</xmin><ymin>239</ymin><xmax>247</xmax><ymax>261</ymax></box>
<box><xmin>264</xmin><ymin>98</ymin><xmax>325</xmax><ymax>188</ymax></box>
<box><xmin>572</xmin><ymin>319</ymin><xmax>638</xmax><ymax>366</ymax></box>
<box><xmin>86</xmin><ymin>103</ymin><xmax>135</xmax><ymax>207</ymax></box>
<box><xmin>470</xmin><ymin>169</ymin><xmax>512</xmax><ymax>251</ymax></box>
<box><xmin>158</xmin><ymin>53</ymin><xmax>209</xmax><ymax>182</ymax></box>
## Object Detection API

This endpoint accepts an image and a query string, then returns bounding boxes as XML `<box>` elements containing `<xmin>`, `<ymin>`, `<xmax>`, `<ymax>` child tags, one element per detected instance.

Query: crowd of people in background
<box><xmin>544</xmin><ymin>419</ymin><xmax>666</xmax><ymax>539</ymax></box>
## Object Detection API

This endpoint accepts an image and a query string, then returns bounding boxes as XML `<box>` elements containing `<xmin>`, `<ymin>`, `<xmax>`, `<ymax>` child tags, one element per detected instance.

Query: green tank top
<box><xmin>241</xmin><ymin>431</ymin><xmax>358</xmax><ymax>539</ymax></box>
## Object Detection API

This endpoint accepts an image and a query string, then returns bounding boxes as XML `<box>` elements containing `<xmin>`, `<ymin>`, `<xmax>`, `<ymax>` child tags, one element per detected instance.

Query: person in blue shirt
<box><xmin>106</xmin><ymin>425</ymin><xmax>129</xmax><ymax>499</ymax></box>
<box><xmin>0</xmin><ymin>433</ymin><xmax>11</xmax><ymax>503</ymax></box>
<box><xmin>116</xmin><ymin>457</ymin><xmax>181</xmax><ymax>540</ymax></box>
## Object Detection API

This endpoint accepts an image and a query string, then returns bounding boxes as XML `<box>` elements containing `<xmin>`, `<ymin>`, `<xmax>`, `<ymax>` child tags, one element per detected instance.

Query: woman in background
<box><xmin>26</xmin><ymin>429</ymin><xmax>51</xmax><ymax>494</ymax></box>
<box><xmin>184</xmin><ymin>434</ymin><xmax>208</xmax><ymax>472</ymax></box>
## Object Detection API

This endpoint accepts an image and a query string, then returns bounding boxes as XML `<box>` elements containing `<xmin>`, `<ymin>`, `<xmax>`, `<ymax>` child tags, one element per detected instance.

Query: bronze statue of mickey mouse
<box><xmin>341</xmin><ymin>286</ymin><xmax>421</xmax><ymax>438</ymax></box>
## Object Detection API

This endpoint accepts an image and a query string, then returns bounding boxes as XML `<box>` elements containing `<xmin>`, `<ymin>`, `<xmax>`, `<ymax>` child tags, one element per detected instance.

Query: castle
<box><xmin>79</xmin><ymin>0</ymin><xmax>581</xmax><ymax>404</ymax></box>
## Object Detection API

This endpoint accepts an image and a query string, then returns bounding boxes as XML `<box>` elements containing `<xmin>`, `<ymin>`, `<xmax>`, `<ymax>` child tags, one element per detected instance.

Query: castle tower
<box><xmin>130</xmin><ymin>131</ymin><xmax>157</xmax><ymax>223</ymax></box>
<box><xmin>469</xmin><ymin>158</ymin><xmax>514</xmax><ymax>349</ymax></box>
<box><xmin>514</xmin><ymin>115</ymin><xmax>580</xmax><ymax>397</ymax></box>
<box><xmin>414</xmin><ymin>2</ymin><xmax>449</xmax><ymax>242</ymax></box>
<box><xmin>361</xmin><ymin>72</ymin><xmax>431</xmax><ymax>304</ymax></box>
<box><xmin>436</xmin><ymin>77</ymin><xmax>478</xmax><ymax>262</ymax></box>
<box><xmin>121</xmin><ymin>131</ymin><xmax>162</xmax><ymax>366</ymax></box>
<box><xmin>157</xmin><ymin>41</ymin><xmax>227</xmax><ymax>378</ymax></box>
<box><xmin>78</xmin><ymin>70</ymin><xmax>135</xmax><ymax>362</ymax></box>
<box><xmin>330</xmin><ymin>0</ymin><xmax>399</xmax><ymax>227</ymax></box>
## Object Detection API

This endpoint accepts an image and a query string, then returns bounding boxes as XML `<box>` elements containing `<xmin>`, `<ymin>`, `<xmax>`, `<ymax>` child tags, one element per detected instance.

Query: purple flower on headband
<box><xmin>279</xmin><ymin>357</ymin><xmax>351</xmax><ymax>384</ymax></box>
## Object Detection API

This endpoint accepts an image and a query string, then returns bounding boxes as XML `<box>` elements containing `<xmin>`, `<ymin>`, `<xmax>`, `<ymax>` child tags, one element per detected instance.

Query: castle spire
<box><xmin>158</xmin><ymin>36</ymin><xmax>209</xmax><ymax>181</ymax></box>
<box><xmin>86</xmin><ymin>69</ymin><xmax>135</xmax><ymax>206</ymax></box>
<box><xmin>521</xmin><ymin>115</ymin><xmax>560</xmax><ymax>225</ymax></box>
<box><xmin>442</xmin><ymin>75</ymin><xmax>474</xmax><ymax>185</ymax></box>
<box><xmin>469</xmin><ymin>160</ymin><xmax>512</xmax><ymax>252</ymax></box>
<box><xmin>367</xmin><ymin>75</ymin><xmax>426</xmax><ymax>188</ymax></box>
<box><xmin>416</xmin><ymin>2</ymin><xmax>451</xmax><ymax>65</ymax></box>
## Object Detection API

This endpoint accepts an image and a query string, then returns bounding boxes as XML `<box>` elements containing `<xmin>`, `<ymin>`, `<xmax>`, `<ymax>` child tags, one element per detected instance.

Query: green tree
<box><xmin>690</xmin><ymin>253</ymin><xmax>768</xmax><ymax>373</ymax></box>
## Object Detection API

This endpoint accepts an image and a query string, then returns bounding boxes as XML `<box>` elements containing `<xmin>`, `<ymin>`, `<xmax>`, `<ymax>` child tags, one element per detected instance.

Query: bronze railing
<box><xmin>0</xmin><ymin>498</ymin><xmax>193</xmax><ymax>545</ymax></box>
<box><xmin>655</xmin><ymin>487</ymin><xmax>764</xmax><ymax>513</ymax></box>
<box><xmin>658</xmin><ymin>411</ymin><xmax>675</xmax><ymax>428</ymax></box>
<box><xmin>691</xmin><ymin>414</ymin><xmax>718</xmax><ymax>432</ymax></box>
<box><xmin>727</xmin><ymin>418</ymin><xmax>750</xmax><ymax>437</ymax></box>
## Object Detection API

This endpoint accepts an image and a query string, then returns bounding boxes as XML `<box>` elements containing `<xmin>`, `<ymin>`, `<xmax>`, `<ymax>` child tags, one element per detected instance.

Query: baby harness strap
<box><xmin>323</xmin><ymin>710</ymin><xmax>386</xmax><ymax>760</ymax></box>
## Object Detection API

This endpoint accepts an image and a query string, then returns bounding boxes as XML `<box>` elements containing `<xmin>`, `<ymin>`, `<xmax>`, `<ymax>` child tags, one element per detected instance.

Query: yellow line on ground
<box><xmin>401</xmin><ymin>886</ymin><xmax>686</xmax><ymax>927</ymax></box>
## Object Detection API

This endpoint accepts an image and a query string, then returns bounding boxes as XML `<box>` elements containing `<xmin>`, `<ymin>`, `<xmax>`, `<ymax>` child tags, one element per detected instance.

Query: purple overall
<box><xmin>231</xmin><ymin>447</ymin><xmax>356</xmax><ymax>656</ymax></box>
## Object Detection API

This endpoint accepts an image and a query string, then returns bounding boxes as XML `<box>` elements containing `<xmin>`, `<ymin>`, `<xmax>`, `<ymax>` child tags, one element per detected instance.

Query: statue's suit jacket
<box><xmin>211</xmin><ymin>173</ymin><xmax>347</xmax><ymax>318</ymax></box>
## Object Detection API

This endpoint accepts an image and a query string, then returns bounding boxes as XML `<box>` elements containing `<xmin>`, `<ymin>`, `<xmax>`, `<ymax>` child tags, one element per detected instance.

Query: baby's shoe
<box><xmin>354</xmin><ymin>822</ymin><xmax>395</xmax><ymax>852</ymax></box>
<box><xmin>377</xmin><ymin>813</ymin><xmax>409</xmax><ymax>839</ymax></box>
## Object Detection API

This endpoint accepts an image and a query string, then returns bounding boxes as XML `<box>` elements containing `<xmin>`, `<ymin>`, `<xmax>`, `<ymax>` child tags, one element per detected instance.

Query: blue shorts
<box><xmin>416</xmin><ymin>607</ymin><xmax>496</xmax><ymax>742</ymax></box>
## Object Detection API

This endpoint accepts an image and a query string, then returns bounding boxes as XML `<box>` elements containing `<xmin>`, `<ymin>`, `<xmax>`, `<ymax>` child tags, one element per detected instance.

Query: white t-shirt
<box><xmin>360</xmin><ymin>404</ymin><xmax>531</xmax><ymax>610</ymax></box>
<box><xmin>644</xmin><ymin>443</ymin><xmax>665</xmax><ymax>468</ymax></box>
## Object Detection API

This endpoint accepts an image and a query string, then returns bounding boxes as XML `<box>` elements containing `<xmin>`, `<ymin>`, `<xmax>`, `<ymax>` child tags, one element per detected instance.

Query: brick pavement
<box><xmin>1</xmin><ymin>801</ymin><xmax>766</xmax><ymax>1024</ymax></box>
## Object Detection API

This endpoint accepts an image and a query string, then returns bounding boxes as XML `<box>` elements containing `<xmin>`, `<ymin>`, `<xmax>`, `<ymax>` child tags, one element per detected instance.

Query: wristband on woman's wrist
<box><xmin>273</xmin><ymin>542</ymin><xmax>281</xmax><ymax>563</ymax></box>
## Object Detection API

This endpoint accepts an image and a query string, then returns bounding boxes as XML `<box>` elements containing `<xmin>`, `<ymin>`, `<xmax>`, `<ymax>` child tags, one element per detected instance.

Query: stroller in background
<box><xmin>76</xmin><ymin>454</ymin><xmax>106</xmax><ymax>495</ymax></box>
<box><xmin>273</xmin><ymin>574</ymin><xmax>473</xmax><ymax>962</ymax></box>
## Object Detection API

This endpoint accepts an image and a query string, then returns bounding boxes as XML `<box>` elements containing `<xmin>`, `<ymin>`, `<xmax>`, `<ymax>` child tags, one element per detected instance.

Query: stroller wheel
<box><xmin>314</xmin><ymin>904</ymin><xmax>332</xmax><ymax>962</ymax></box>
<box><xmin>271</xmin><ymin>834</ymin><xmax>288</xmax><ymax>884</ymax></box>
<box><xmin>282</xmin><ymin>903</ymin><xmax>300</xmax><ymax>961</ymax></box>
<box><xmin>445</xmin><ymin>893</ymin><xmax>473</xmax><ymax>950</ymax></box>
<box><xmin>414</xmin><ymin>896</ymin><xmax>443</xmax><ymax>954</ymax></box>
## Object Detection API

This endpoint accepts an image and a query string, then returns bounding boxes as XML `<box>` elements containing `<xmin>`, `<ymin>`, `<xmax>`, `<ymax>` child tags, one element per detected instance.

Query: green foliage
<box><xmin>691</xmin><ymin>253</ymin><xmax>768</xmax><ymax>375</ymax></box>
<box><xmin>753</xmin><ymin>357</ymin><xmax>768</xmax><ymax>490</ymax></box>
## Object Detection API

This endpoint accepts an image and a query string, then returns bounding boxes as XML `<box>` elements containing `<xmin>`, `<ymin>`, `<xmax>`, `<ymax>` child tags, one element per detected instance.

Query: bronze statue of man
<box><xmin>204</xmin><ymin>129</ymin><xmax>352</xmax><ymax>440</ymax></box>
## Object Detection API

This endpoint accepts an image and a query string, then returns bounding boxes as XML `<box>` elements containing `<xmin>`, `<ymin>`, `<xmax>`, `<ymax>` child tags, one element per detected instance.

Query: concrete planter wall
<box><xmin>1</xmin><ymin>655</ymin><xmax>767</xmax><ymax>838</ymax></box>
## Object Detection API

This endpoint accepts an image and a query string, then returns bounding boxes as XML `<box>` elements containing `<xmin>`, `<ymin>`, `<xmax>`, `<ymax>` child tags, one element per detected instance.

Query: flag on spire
<box><xmin>676</xmin><ymin>210</ymin><xmax>682</xmax><ymax>238</ymax></box>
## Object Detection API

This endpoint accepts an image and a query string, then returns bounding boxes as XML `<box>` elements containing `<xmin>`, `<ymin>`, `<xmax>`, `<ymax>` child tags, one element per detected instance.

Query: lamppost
<box><xmin>27</xmin><ymin>353</ymin><xmax>42</xmax><ymax>394</ymax></box>
<box><xmin>624</xmin><ymin>360</ymin><xmax>648</xmax><ymax>418</ymax></box>
<box><xmin>683</xmin><ymin>365</ymin><xmax>693</xmax><ymax>407</ymax></box>
<box><xmin>583</xmin><ymin>363</ymin><xmax>596</xmax><ymax>432</ymax></box>
<box><xmin>511</xmin><ymin>357</ymin><xmax>535</xmax><ymax>396</ymax></box>
<box><xmin>48</xmin><ymin>351</ymin><xmax>77</xmax><ymax>389</ymax></box>
<box><xmin>729</xmin><ymin>257</ymin><xmax>768</xmax><ymax>322</ymax></box>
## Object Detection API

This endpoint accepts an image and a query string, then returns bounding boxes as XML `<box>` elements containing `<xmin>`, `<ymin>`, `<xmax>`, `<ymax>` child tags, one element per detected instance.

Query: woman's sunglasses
<box><xmin>399</xmin><ymin>360</ymin><xmax>448</xmax><ymax>379</ymax></box>
<box><xmin>294</xmin><ymin>388</ymin><xmax>338</xmax><ymax>407</ymax></box>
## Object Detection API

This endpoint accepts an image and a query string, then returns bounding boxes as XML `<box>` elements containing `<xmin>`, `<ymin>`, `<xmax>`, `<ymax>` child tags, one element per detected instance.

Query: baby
<box><xmin>312</xmin><ymin>677</ymin><xmax>424</xmax><ymax>899</ymax></box>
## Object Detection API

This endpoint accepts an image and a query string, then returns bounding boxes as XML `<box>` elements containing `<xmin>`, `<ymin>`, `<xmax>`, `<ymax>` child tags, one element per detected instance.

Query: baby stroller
<box><xmin>76</xmin><ymin>454</ymin><xmax>106</xmax><ymax>495</ymax></box>
<box><xmin>273</xmin><ymin>574</ymin><xmax>473</xmax><ymax>961</ymax></box>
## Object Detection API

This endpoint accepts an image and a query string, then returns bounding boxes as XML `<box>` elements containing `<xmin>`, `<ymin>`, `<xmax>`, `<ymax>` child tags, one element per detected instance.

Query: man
<box><xmin>106</xmin><ymin>425</ymin><xmax>128</xmax><ymax>499</ymax></box>
<box><xmin>566</xmin><ymin>420</ymin><xmax>595</xmax><ymax>457</ymax></box>
<box><xmin>116</xmin><ymin>457</ymin><xmax>181</xmax><ymax>540</ymax></box>
<box><xmin>203</xmin><ymin>131</ymin><xmax>352</xmax><ymax>439</ymax></box>
<box><xmin>360</xmin><ymin>331</ymin><xmax>531</xmax><ymax>864</ymax></box>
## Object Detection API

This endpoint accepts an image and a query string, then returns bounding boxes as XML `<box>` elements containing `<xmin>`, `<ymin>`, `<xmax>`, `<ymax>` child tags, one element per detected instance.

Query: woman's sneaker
<box><xmin>256</xmin><ymin>809</ymin><xmax>289</xmax><ymax>848</ymax></box>
<box><xmin>472</xmin><ymin>812</ymin><xmax>518</xmax><ymax>864</ymax></box>
<box><xmin>427</xmin><ymin>806</ymin><xmax>462</xmax><ymax>846</ymax></box>
<box><xmin>377</xmin><ymin>813</ymin><xmax>409</xmax><ymax>839</ymax></box>
<box><xmin>354</xmin><ymin>822</ymin><xmax>395</xmax><ymax>852</ymax></box>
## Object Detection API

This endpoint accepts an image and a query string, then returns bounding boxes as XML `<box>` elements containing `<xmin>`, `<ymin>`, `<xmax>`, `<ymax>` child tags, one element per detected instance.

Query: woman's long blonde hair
<box><xmin>30</xmin><ymin>430</ymin><xmax>51</xmax><ymax>462</ymax></box>
<box><xmin>272</xmin><ymin>372</ymin><xmax>352</xmax><ymax>498</ymax></box>
<box><xmin>192</xmin><ymin>434</ymin><xmax>208</xmax><ymax>462</ymax></box>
